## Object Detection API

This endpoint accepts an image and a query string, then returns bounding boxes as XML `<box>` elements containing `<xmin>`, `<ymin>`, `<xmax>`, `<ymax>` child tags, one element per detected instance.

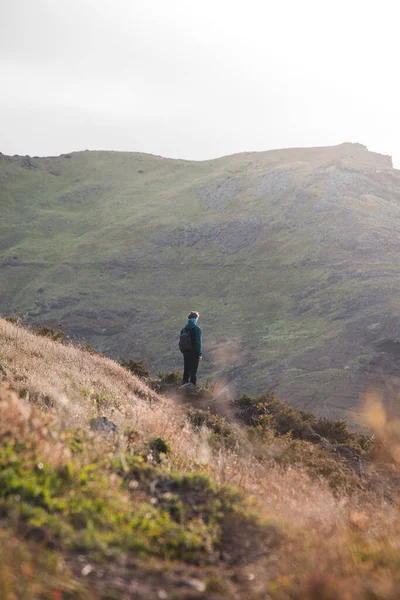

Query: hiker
<box><xmin>179</xmin><ymin>311</ymin><xmax>202</xmax><ymax>386</ymax></box>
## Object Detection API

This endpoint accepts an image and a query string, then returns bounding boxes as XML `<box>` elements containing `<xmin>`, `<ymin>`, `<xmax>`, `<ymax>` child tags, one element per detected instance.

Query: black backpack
<box><xmin>179</xmin><ymin>327</ymin><xmax>194</xmax><ymax>353</ymax></box>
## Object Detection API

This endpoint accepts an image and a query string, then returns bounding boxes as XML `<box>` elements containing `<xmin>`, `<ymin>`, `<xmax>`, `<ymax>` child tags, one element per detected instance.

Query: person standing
<box><xmin>179</xmin><ymin>311</ymin><xmax>202</xmax><ymax>386</ymax></box>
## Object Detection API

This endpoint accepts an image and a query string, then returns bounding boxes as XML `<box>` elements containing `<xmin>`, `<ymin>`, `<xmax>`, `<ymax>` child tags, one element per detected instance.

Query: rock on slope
<box><xmin>2</xmin><ymin>143</ymin><xmax>400</xmax><ymax>418</ymax></box>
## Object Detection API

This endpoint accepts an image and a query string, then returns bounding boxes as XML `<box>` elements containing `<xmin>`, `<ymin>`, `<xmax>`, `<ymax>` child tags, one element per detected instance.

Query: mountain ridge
<box><xmin>2</xmin><ymin>141</ymin><xmax>393</xmax><ymax>167</ymax></box>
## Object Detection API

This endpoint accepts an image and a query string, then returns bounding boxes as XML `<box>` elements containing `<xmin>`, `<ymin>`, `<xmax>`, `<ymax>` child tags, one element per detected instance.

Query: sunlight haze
<box><xmin>1</xmin><ymin>0</ymin><xmax>399</xmax><ymax>165</ymax></box>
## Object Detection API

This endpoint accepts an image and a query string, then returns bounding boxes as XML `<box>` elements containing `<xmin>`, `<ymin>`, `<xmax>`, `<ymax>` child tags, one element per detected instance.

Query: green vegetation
<box><xmin>0</xmin><ymin>384</ymin><xmax>278</xmax><ymax>600</ymax></box>
<box><xmin>148</xmin><ymin>435</ymin><xmax>171</xmax><ymax>461</ymax></box>
<box><xmin>234</xmin><ymin>393</ymin><xmax>371</xmax><ymax>450</ymax></box>
<box><xmin>2</xmin><ymin>144</ymin><xmax>400</xmax><ymax>417</ymax></box>
<box><xmin>234</xmin><ymin>393</ymin><xmax>373</xmax><ymax>491</ymax></box>
<box><xmin>0</xmin><ymin>436</ymin><xmax>273</xmax><ymax>565</ymax></box>
<box><xmin>187</xmin><ymin>407</ymin><xmax>240</xmax><ymax>450</ymax></box>
<box><xmin>1</xmin><ymin>316</ymin><xmax>400</xmax><ymax>599</ymax></box>
<box><xmin>148</xmin><ymin>371</ymin><xmax>372</xmax><ymax>491</ymax></box>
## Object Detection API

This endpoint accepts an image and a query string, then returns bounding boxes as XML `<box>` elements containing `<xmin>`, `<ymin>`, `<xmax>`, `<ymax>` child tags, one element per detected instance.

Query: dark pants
<box><xmin>183</xmin><ymin>352</ymin><xmax>199</xmax><ymax>385</ymax></box>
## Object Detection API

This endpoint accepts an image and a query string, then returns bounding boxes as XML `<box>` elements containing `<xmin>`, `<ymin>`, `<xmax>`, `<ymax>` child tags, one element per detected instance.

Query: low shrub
<box><xmin>274</xmin><ymin>437</ymin><xmax>358</xmax><ymax>492</ymax></box>
<box><xmin>148</xmin><ymin>436</ymin><xmax>171</xmax><ymax>462</ymax></box>
<box><xmin>80</xmin><ymin>343</ymin><xmax>104</xmax><ymax>357</ymax></box>
<box><xmin>35</xmin><ymin>324</ymin><xmax>65</xmax><ymax>343</ymax></box>
<box><xmin>18</xmin><ymin>387</ymin><xmax>55</xmax><ymax>410</ymax></box>
<box><xmin>4</xmin><ymin>315</ymin><xmax>23</xmax><ymax>326</ymax></box>
<box><xmin>186</xmin><ymin>408</ymin><xmax>239</xmax><ymax>449</ymax></box>
<box><xmin>234</xmin><ymin>393</ymin><xmax>270</xmax><ymax>427</ymax></box>
<box><xmin>91</xmin><ymin>391</ymin><xmax>122</xmax><ymax>412</ymax></box>
<box><xmin>235</xmin><ymin>393</ymin><xmax>373</xmax><ymax>450</ymax></box>
<box><xmin>234</xmin><ymin>393</ymin><xmax>372</xmax><ymax>492</ymax></box>
<box><xmin>120</xmin><ymin>358</ymin><xmax>150</xmax><ymax>378</ymax></box>
<box><xmin>157</xmin><ymin>371</ymin><xmax>182</xmax><ymax>385</ymax></box>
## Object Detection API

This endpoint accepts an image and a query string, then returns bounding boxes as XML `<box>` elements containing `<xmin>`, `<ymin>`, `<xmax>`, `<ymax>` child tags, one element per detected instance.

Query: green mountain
<box><xmin>2</xmin><ymin>142</ymin><xmax>400</xmax><ymax>418</ymax></box>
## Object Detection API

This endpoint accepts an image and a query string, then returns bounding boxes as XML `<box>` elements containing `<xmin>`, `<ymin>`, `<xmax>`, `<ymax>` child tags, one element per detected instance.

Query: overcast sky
<box><xmin>1</xmin><ymin>0</ymin><xmax>399</xmax><ymax>165</ymax></box>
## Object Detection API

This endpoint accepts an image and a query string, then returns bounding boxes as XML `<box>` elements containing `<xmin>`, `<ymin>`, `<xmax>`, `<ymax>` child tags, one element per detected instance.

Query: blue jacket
<box><xmin>183</xmin><ymin>320</ymin><xmax>202</xmax><ymax>357</ymax></box>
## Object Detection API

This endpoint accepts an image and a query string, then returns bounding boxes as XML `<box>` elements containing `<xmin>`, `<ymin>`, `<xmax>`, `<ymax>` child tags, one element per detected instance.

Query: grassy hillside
<box><xmin>2</xmin><ymin>143</ymin><xmax>400</xmax><ymax>417</ymax></box>
<box><xmin>1</xmin><ymin>317</ymin><xmax>400</xmax><ymax>599</ymax></box>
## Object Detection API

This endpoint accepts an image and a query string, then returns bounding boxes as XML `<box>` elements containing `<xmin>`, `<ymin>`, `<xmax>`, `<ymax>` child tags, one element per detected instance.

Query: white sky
<box><xmin>1</xmin><ymin>0</ymin><xmax>399</xmax><ymax>165</ymax></box>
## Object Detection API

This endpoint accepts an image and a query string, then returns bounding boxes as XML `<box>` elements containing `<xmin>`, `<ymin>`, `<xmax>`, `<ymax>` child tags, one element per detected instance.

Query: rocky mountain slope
<box><xmin>2</xmin><ymin>143</ymin><xmax>400</xmax><ymax>418</ymax></box>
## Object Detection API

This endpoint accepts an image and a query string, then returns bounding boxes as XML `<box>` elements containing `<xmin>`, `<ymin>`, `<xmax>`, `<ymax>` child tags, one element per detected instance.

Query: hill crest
<box><xmin>1</xmin><ymin>140</ymin><xmax>393</xmax><ymax>168</ymax></box>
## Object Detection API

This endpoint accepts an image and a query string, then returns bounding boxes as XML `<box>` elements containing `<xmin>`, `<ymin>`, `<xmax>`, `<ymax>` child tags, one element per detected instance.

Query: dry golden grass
<box><xmin>0</xmin><ymin>317</ymin><xmax>162</xmax><ymax>423</ymax></box>
<box><xmin>1</xmin><ymin>316</ymin><xmax>400</xmax><ymax>599</ymax></box>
